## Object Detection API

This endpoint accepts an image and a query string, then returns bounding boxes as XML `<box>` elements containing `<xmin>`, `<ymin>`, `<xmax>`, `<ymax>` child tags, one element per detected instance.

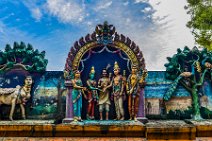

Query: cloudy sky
<box><xmin>0</xmin><ymin>0</ymin><xmax>195</xmax><ymax>71</ymax></box>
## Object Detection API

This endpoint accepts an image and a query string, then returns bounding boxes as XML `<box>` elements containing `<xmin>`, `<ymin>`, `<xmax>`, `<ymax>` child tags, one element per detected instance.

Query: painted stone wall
<box><xmin>145</xmin><ymin>71</ymin><xmax>212</xmax><ymax>119</ymax></box>
<box><xmin>0</xmin><ymin>71</ymin><xmax>211</xmax><ymax>120</ymax></box>
<box><xmin>0</xmin><ymin>71</ymin><xmax>66</xmax><ymax>120</ymax></box>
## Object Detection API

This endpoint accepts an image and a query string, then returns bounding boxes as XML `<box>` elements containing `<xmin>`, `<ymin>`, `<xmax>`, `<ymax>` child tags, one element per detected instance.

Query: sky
<box><xmin>0</xmin><ymin>0</ymin><xmax>195</xmax><ymax>71</ymax></box>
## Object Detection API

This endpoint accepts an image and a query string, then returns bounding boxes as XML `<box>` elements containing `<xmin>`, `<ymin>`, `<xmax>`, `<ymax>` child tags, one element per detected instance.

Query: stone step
<box><xmin>0</xmin><ymin>120</ymin><xmax>211</xmax><ymax>139</ymax></box>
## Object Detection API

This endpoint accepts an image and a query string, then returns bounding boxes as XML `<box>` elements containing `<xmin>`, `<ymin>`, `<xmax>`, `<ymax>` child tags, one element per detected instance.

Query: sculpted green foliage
<box><xmin>185</xmin><ymin>0</ymin><xmax>212</xmax><ymax>50</ymax></box>
<box><xmin>0</xmin><ymin>41</ymin><xmax>48</xmax><ymax>73</ymax></box>
<box><xmin>164</xmin><ymin>46</ymin><xmax>212</xmax><ymax>120</ymax></box>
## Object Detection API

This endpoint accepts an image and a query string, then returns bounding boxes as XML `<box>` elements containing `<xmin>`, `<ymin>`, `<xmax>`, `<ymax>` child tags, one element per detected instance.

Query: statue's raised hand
<box><xmin>83</xmin><ymin>87</ymin><xmax>87</xmax><ymax>91</ymax></box>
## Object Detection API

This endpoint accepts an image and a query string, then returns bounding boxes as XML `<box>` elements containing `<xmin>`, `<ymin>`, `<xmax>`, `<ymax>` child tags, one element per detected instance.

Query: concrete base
<box><xmin>185</xmin><ymin>119</ymin><xmax>212</xmax><ymax>137</ymax></box>
<box><xmin>62</xmin><ymin>118</ymin><xmax>73</xmax><ymax>123</ymax></box>
<box><xmin>0</xmin><ymin>120</ymin><xmax>212</xmax><ymax>139</ymax></box>
<box><xmin>146</xmin><ymin>120</ymin><xmax>196</xmax><ymax>140</ymax></box>
<box><xmin>137</xmin><ymin>117</ymin><xmax>148</xmax><ymax>124</ymax></box>
<box><xmin>0</xmin><ymin>120</ymin><xmax>145</xmax><ymax>137</ymax></box>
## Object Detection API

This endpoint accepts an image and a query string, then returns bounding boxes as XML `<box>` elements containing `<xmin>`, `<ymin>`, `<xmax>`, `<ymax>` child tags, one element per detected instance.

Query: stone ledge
<box><xmin>185</xmin><ymin>119</ymin><xmax>212</xmax><ymax>137</ymax></box>
<box><xmin>0</xmin><ymin>120</ymin><xmax>212</xmax><ymax>139</ymax></box>
<box><xmin>146</xmin><ymin>127</ymin><xmax>196</xmax><ymax>140</ymax></box>
<box><xmin>0</xmin><ymin>120</ymin><xmax>145</xmax><ymax>137</ymax></box>
<box><xmin>146</xmin><ymin>120</ymin><xmax>196</xmax><ymax>140</ymax></box>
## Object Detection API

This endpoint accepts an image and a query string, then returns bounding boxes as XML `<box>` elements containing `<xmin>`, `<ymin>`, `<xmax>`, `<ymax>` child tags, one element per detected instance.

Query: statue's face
<box><xmin>114</xmin><ymin>69</ymin><xmax>119</xmax><ymax>75</ymax></box>
<box><xmin>25</xmin><ymin>77</ymin><xmax>33</xmax><ymax>86</ymax></box>
<box><xmin>75</xmin><ymin>73</ymin><xmax>80</xmax><ymax>78</ymax></box>
<box><xmin>132</xmin><ymin>68</ymin><xmax>137</xmax><ymax>74</ymax></box>
<box><xmin>102</xmin><ymin>70</ymin><xmax>107</xmax><ymax>77</ymax></box>
<box><xmin>90</xmin><ymin>73</ymin><xmax>95</xmax><ymax>79</ymax></box>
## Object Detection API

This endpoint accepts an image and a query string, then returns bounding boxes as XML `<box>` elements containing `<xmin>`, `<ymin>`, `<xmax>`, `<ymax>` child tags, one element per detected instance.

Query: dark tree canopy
<box><xmin>185</xmin><ymin>0</ymin><xmax>212</xmax><ymax>50</ymax></box>
<box><xmin>0</xmin><ymin>41</ymin><xmax>48</xmax><ymax>73</ymax></box>
<box><xmin>164</xmin><ymin>46</ymin><xmax>212</xmax><ymax>81</ymax></box>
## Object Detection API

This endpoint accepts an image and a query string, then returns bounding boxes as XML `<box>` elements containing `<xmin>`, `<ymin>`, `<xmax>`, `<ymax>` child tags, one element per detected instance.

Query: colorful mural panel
<box><xmin>0</xmin><ymin>70</ymin><xmax>211</xmax><ymax>120</ymax></box>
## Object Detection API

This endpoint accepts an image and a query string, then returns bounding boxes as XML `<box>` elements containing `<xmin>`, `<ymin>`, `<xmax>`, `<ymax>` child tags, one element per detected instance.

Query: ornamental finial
<box><xmin>114</xmin><ymin>61</ymin><xmax>120</xmax><ymax>70</ymax></box>
<box><xmin>90</xmin><ymin>66</ymin><xmax>95</xmax><ymax>74</ymax></box>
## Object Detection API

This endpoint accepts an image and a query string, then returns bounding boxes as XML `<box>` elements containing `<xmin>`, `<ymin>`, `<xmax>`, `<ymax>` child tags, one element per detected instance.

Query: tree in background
<box><xmin>44</xmin><ymin>71</ymin><xmax>66</xmax><ymax>123</ymax></box>
<box><xmin>185</xmin><ymin>0</ymin><xmax>212</xmax><ymax>50</ymax></box>
<box><xmin>164</xmin><ymin>46</ymin><xmax>212</xmax><ymax>120</ymax></box>
<box><xmin>0</xmin><ymin>41</ymin><xmax>48</xmax><ymax>73</ymax></box>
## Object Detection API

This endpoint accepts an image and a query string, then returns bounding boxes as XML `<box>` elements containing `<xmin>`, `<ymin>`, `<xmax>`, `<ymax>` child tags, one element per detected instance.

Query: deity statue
<box><xmin>127</xmin><ymin>66</ymin><xmax>148</xmax><ymax>121</ymax></box>
<box><xmin>71</xmin><ymin>70</ymin><xmax>87</xmax><ymax>122</ymax></box>
<box><xmin>107</xmin><ymin>61</ymin><xmax>125</xmax><ymax>120</ymax></box>
<box><xmin>86</xmin><ymin>66</ymin><xmax>99</xmax><ymax>120</ymax></box>
<box><xmin>0</xmin><ymin>76</ymin><xmax>33</xmax><ymax>121</ymax></box>
<box><xmin>98</xmin><ymin>68</ymin><xmax>111</xmax><ymax>120</ymax></box>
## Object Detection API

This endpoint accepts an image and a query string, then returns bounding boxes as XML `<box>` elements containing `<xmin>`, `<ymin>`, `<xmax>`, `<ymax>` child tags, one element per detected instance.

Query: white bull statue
<box><xmin>0</xmin><ymin>76</ymin><xmax>33</xmax><ymax>121</ymax></box>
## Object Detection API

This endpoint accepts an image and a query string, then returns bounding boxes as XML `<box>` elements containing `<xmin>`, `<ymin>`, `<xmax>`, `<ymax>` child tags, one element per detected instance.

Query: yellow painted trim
<box><xmin>72</xmin><ymin>41</ymin><xmax>139</xmax><ymax>70</ymax></box>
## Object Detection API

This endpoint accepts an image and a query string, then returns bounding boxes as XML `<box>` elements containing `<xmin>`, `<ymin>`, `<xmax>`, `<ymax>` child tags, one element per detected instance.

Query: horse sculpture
<box><xmin>0</xmin><ymin>76</ymin><xmax>33</xmax><ymax>121</ymax></box>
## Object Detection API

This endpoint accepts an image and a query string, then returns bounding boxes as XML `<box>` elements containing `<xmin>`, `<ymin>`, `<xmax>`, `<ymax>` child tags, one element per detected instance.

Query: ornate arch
<box><xmin>64</xmin><ymin>21</ymin><xmax>146</xmax><ymax>75</ymax></box>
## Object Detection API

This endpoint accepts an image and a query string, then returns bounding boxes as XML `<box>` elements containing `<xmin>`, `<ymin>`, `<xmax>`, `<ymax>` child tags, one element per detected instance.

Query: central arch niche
<box><xmin>63</xmin><ymin>21</ymin><xmax>147</xmax><ymax>121</ymax></box>
<box><xmin>79</xmin><ymin>45</ymin><xmax>131</xmax><ymax>85</ymax></box>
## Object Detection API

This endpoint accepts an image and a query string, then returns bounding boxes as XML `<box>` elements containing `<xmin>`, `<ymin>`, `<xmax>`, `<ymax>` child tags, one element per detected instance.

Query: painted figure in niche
<box><xmin>107</xmin><ymin>61</ymin><xmax>125</xmax><ymax>120</ymax></box>
<box><xmin>71</xmin><ymin>70</ymin><xmax>87</xmax><ymax>122</ymax></box>
<box><xmin>98</xmin><ymin>68</ymin><xmax>111</xmax><ymax>120</ymax></box>
<box><xmin>86</xmin><ymin>66</ymin><xmax>99</xmax><ymax>120</ymax></box>
<box><xmin>127</xmin><ymin>66</ymin><xmax>147</xmax><ymax>121</ymax></box>
<box><xmin>0</xmin><ymin>76</ymin><xmax>33</xmax><ymax>121</ymax></box>
<box><xmin>127</xmin><ymin>65</ymin><xmax>140</xmax><ymax>121</ymax></box>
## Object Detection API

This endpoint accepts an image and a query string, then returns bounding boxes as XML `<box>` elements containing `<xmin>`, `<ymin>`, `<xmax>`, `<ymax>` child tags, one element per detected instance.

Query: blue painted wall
<box><xmin>0</xmin><ymin>71</ymin><xmax>211</xmax><ymax>119</ymax></box>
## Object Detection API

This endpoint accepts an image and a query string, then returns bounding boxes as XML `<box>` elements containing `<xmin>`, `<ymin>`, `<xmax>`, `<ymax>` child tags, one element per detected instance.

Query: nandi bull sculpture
<box><xmin>0</xmin><ymin>76</ymin><xmax>33</xmax><ymax>121</ymax></box>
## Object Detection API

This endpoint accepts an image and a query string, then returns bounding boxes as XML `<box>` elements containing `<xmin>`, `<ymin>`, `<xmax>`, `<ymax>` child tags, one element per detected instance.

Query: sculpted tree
<box><xmin>0</xmin><ymin>42</ymin><xmax>48</xmax><ymax>73</ymax></box>
<box><xmin>164</xmin><ymin>46</ymin><xmax>212</xmax><ymax>119</ymax></box>
<box><xmin>44</xmin><ymin>71</ymin><xmax>66</xmax><ymax>123</ymax></box>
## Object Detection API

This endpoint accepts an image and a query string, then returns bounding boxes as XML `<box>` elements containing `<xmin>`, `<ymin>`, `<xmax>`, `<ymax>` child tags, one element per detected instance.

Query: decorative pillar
<box><xmin>137</xmin><ymin>84</ymin><xmax>148</xmax><ymax>123</ymax></box>
<box><xmin>63</xmin><ymin>80</ymin><xmax>73</xmax><ymax>123</ymax></box>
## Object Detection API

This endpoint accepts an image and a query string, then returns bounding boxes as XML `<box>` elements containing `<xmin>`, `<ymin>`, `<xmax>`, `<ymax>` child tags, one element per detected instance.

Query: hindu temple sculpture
<box><xmin>0</xmin><ymin>76</ymin><xmax>33</xmax><ymax>121</ymax></box>
<box><xmin>86</xmin><ymin>66</ymin><xmax>99</xmax><ymax>120</ymax></box>
<box><xmin>127</xmin><ymin>65</ymin><xmax>148</xmax><ymax>121</ymax></box>
<box><xmin>71</xmin><ymin>70</ymin><xmax>87</xmax><ymax>122</ymax></box>
<box><xmin>164</xmin><ymin>47</ymin><xmax>212</xmax><ymax>120</ymax></box>
<box><xmin>0</xmin><ymin>42</ymin><xmax>48</xmax><ymax>121</ymax></box>
<box><xmin>64</xmin><ymin>21</ymin><xmax>147</xmax><ymax>122</ymax></box>
<box><xmin>109</xmin><ymin>61</ymin><xmax>125</xmax><ymax>120</ymax></box>
<box><xmin>98</xmin><ymin>68</ymin><xmax>111</xmax><ymax>120</ymax></box>
<box><xmin>0</xmin><ymin>42</ymin><xmax>47</xmax><ymax>73</ymax></box>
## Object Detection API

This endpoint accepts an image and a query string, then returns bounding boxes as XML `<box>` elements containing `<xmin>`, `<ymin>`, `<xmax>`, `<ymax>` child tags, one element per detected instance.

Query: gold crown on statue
<box><xmin>90</xmin><ymin>66</ymin><xmax>95</xmax><ymax>74</ymax></box>
<box><xmin>114</xmin><ymin>61</ymin><xmax>120</xmax><ymax>70</ymax></box>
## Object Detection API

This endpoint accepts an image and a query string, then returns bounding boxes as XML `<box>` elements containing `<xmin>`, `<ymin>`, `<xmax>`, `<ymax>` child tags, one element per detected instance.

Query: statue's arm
<box><xmin>107</xmin><ymin>78</ymin><xmax>113</xmax><ymax>89</ymax></box>
<box><xmin>126</xmin><ymin>76</ymin><xmax>130</xmax><ymax>94</ymax></box>
<box><xmin>139</xmin><ymin>69</ymin><xmax>148</xmax><ymax>84</ymax></box>
<box><xmin>98</xmin><ymin>79</ymin><xmax>102</xmax><ymax>88</ymax></box>
<box><xmin>120</xmin><ymin>76</ymin><xmax>124</xmax><ymax>95</ymax></box>
<box><xmin>87</xmin><ymin>80</ymin><xmax>97</xmax><ymax>90</ymax></box>
<box><xmin>72</xmin><ymin>80</ymin><xmax>84</xmax><ymax>89</ymax></box>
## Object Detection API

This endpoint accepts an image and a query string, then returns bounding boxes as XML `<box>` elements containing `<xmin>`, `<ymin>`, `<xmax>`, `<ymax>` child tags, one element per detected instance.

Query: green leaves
<box><xmin>165</xmin><ymin>46</ymin><xmax>212</xmax><ymax>81</ymax></box>
<box><xmin>6</xmin><ymin>61</ymin><xmax>15</xmax><ymax>68</ymax></box>
<box><xmin>164</xmin><ymin>46</ymin><xmax>212</xmax><ymax>119</ymax></box>
<box><xmin>186</xmin><ymin>0</ymin><xmax>212</xmax><ymax>50</ymax></box>
<box><xmin>0</xmin><ymin>41</ymin><xmax>48</xmax><ymax>73</ymax></box>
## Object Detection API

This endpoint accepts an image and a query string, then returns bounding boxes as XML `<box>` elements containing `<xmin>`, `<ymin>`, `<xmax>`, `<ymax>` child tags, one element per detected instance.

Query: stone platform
<box><xmin>0</xmin><ymin>120</ymin><xmax>145</xmax><ymax>137</ymax></box>
<box><xmin>0</xmin><ymin>120</ymin><xmax>212</xmax><ymax>140</ymax></box>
